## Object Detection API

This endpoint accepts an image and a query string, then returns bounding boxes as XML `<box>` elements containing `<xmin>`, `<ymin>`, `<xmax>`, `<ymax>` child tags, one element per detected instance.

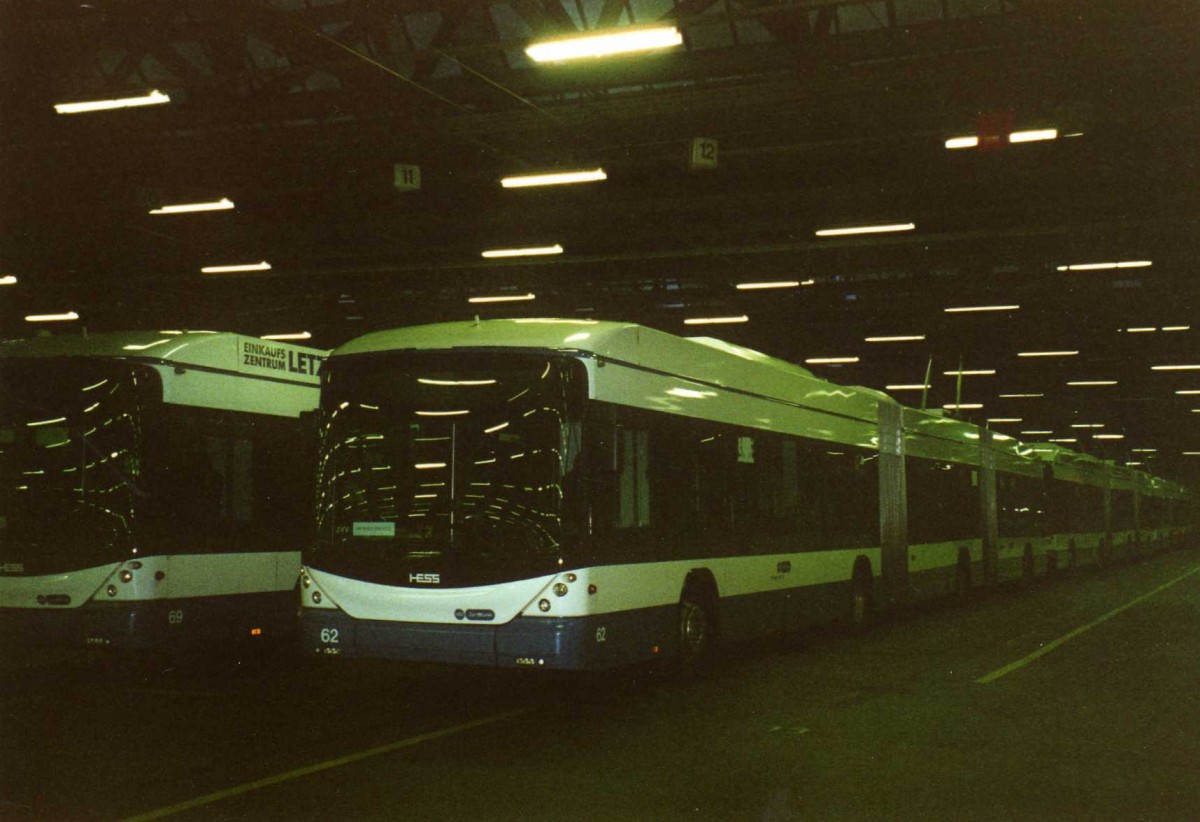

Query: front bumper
<box><xmin>300</xmin><ymin>605</ymin><xmax>675</xmax><ymax>671</ymax></box>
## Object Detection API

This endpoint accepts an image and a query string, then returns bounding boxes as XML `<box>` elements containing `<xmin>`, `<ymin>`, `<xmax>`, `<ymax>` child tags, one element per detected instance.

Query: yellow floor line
<box><xmin>122</xmin><ymin>706</ymin><xmax>534</xmax><ymax>821</ymax></box>
<box><xmin>976</xmin><ymin>565</ymin><xmax>1200</xmax><ymax>684</ymax></box>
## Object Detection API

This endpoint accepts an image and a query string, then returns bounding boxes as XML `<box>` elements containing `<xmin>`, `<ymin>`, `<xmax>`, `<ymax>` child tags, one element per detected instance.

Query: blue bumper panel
<box><xmin>302</xmin><ymin>603</ymin><xmax>678</xmax><ymax>671</ymax></box>
<box><xmin>0</xmin><ymin>590</ymin><xmax>294</xmax><ymax>652</ymax></box>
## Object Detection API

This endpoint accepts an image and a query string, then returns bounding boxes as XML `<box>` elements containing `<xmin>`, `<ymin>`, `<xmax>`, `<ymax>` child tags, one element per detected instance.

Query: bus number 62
<box><xmin>320</xmin><ymin>628</ymin><xmax>339</xmax><ymax>644</ymax></box>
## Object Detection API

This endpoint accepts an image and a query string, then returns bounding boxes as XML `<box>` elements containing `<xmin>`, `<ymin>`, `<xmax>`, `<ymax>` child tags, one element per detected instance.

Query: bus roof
<box><xmin>0</xmin><ymin>331</ymin><xmax>327</xmax><ymax>386</ymax></box>
<box><xmin>332</xmin><ymin>319</ymin><xmax>1185</xmax><ymax>494</ymax></box>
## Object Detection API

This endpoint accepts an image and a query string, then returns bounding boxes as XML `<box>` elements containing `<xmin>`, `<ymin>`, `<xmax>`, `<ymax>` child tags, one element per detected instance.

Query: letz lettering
<box><xmin>242</xmin><ymin>341</ymin><xmax>323</xmax><ymax>376</ymax></box>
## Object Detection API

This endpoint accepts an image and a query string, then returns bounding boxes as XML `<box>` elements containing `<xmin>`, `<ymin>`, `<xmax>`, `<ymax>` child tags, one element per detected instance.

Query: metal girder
<box><xmin>507</xmin><ymin>0</ymin><xmax>579</xmax><ymax>36</ymax></box>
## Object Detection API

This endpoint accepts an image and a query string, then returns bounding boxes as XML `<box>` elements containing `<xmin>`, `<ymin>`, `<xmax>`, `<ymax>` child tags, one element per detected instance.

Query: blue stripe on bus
<box><xmin>300</xmin><ymin>578</ymin><xmax>857</xmax><ymax>670</ymax></box>
<box><xmin>0</xmin><ymin>590</ymin><xmax>294</xmax><ymax>651</ymax></box>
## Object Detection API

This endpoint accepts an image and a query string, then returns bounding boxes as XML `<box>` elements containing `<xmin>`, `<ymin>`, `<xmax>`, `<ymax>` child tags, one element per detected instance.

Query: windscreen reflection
<box><xmin>0</xmin><ymin>360</ymin><xmax>150</xmax><ymax>574</ymax></box>
<box><xmin>312</xmin><ymin>353</ymin><xmax>584</xmax><ymax>587</ymax></box>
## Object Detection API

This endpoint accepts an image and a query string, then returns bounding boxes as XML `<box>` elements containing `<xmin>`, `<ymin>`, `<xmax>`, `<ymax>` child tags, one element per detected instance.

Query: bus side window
<box><xmin>616</xmin><ymin>428</ymin><xmax>650</xmax><ymax>528</ymax></box>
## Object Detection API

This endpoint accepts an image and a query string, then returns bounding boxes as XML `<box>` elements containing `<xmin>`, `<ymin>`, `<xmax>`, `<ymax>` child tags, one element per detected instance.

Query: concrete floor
<box><xmin>2</xmin><ymin>546</ymin><xmax>1198</xmax><ymax>821</ymax></box>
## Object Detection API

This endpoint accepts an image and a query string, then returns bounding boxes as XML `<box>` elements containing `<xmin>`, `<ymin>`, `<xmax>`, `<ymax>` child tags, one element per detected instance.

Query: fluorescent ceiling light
<box><xmin>1151</xmin><ymin>364</ymin><xmax>1200</xmax><ymax>371</ymax></box>
<box><xmin>54</xmin><ymin>89</ymin><xmax>170</xmax><ymax>114</ymax></box>
<box><xmin>201</xmin><ymin>261</ymin><xmax>271</xmax><ymax>273</ymax></box>
<box><xmin>1184</xmin><ymin>452</ymin><xmax>1200</xmax><ymax>456</ymax></box>
<box><xmin>526</xmin><ymin>25</ymin><xmax>683</xmax><ymax>63</ymax></box>
<box><xmin>947</xmin><ymin>131</ymin><xmax>1059</xmax><ymax>148</ymax></box>
<box><xmin>149</xmin><ymin>198</ymin><xmax>234</xmax><ymax>215</ymax></box>
<box><xmin>418</xmin><ymin>378</ymin><xmax>496</xmax><ymax>386</ymax></box>
<box><xmin>943</xmin><ymin>403</ymin><xmax>982</xmax><ymax>410</ymax></box>
<box><xmin>481</xmin><ymin>244</ymin><xmax>563</xmax><ymax>259</ymax></box>
<box><xmin>414</xmin><ymin>462</ymin><xmax>447</xmax><ymax>469</ymax></box>
<box><xmin>944</xmin><ymin>304</ymin><xmax>1020</xmax><ymax>313</ymax></box>
<box><xmin>806</xmin><ymin>357</ymin><xmax>859</xmax><ymax>365</ymax></box>
<box><xmin>815</xmin><ymin>223</ymin><xmax>915</xmax><ymax>237</ymax></box>
<box><xmin>261</xmin><ymin>331</ymin><xmax>312</xmax><ymax>341</ymax></box>
<box><xmin>1131</xmin><ymin>448</ymin><xmax>1157</xmax><ymax>453</ymax></box>
<box><xmin>684</xmin><ymin>316</ymin><xmax>748</xmax><ymax>325</ymax></box>
<box><xmin>0</xmin><ymin>275</ymin><xmax>16</xmax><ymax>285</ymax></box>
<box><xmin>865</xmin><ymin>335</ymin><xmax>926</xmax><ymax>343</ymax></box>
<box><xmin>987</xmin><ymin>418</ymin><xmax>1022</xmax><ymax>423</ymax></box>
<box><xmin>1067</xmin><ymin>380</ymin><xmax>1117</xmax><ymax>386</ymax></box>
<box><xmin>943</xmin><ymin>369</ymin><xmax>996</xmax><ymax>376</ymax></box>
<box><xmin>1162</xmin><ymin>326</ymin><xmax>1191</xmax><ymax>332</ymax></box>
<box><xmin>1070</xmin><ymin>423</ymin><xmax>1104</xmax><ymax>429</ymax></box>
<box><xmin>736</xmin><ymin>281</ymin><xmax>801</xmax><ymax>290</ymax></box>
<box><xmin>886</xmin><ymin>384</ymin><xmax>931</xmax><ymax>391</ymax></box>
<box><xmin>999</xmin><ymin>393</ymin><xmax>1043</xmax><ymax>398</ymax></box>
<box><xmin>1176</xmin><ymin>390</ymin><xmax>1200</xmax><ymax>395</ymax></box>
<box><xmin>1125</xmin><ymin>327</ymin><xmax>1157</xmax><ymax>333</ymax></box>
<box><xmin>1057</xmin><ymin>261</ymin><xmax>1152</xmax><ymax>271</ymax></box>
<box><xmin>415</xmin><ymin>410</ymin><xmax>469</xmax><ymax>417</ymax></box>
<box><xmin>800</xmin><ymin>279</ymin><xmax>815</xmax><ymax>286</ymax></box>
<box><xmin>1126</xmin><ymin>461</ymin><xmax>1144</xmax><ymax>466</ymax></box>
<box><xmin>484</xmin><ymin>422</ymin><xmax>509</xmax><ymax>433</ymax></box>
<box><xmin>1048</xmin><ymin>437</ymin><xmax>1078</xmax><ymax>443</ymax></box>
<box><xmin>1009</xmin><ymin>128</ymin><xmax>1058</xmax><ymax>143</ymax></box>
<box><xmin>468</xmin><ymin>293</ymin><xmax>536</xmax><ymax>304</ymax></box>
<box><xmin>25</xmin><ymin>311</ymin><xmax>79</xmax><ymax>322</ymax></box>
<box><xmin>1018</xmin><ymin>350</ymin><xmax>1078</xmax><ymax>357</ymax></box>
<box><xmin>500</xmin><ymin>169</ymin><xmax>606</xmax><ymax>188</ymax></box>
<box><xmin>945</xmin><ymin>136</ymin><xmax>979</xmax><ymax>150</ymax></box>
<box><xmin>1093</xmin><ymin>434</ymin><xmax>1125</xmax><ymax>440</ymax></box>
<box><xmin>1021</xmin><ymin>430</ymin><xmax>1053</xmax><ymax>435</ymax></box>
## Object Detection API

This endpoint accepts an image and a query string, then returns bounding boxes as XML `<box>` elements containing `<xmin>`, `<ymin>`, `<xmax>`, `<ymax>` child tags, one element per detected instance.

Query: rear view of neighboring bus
<box><xmin>0</xmin><ymin>333</ymin><xmax>323</xmax><ymax>657</ymax></box>
<box><xmin>302</xmin><ymin>346</ymin><xmax>591</xmax><ymax>668</ymax></box>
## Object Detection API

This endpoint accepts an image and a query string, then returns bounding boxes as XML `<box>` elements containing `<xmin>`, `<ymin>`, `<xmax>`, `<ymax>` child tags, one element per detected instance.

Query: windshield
<box><xmin>0</xmin><ymin>359</ymin><xmax>154</xmax><ymax>575</ymax></box>
<box><xmin>311</xmin><ymin>352</ymin><xmax>585</xmax><ymax>587</ymax></box>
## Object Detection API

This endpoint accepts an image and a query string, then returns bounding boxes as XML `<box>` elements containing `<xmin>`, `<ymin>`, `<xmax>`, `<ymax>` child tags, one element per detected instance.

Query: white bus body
<box><xmin>0</xmin><ymin>331</ymin><xmax>326</xmax><ymax>653</ymax></box>
<box><xmin>300</xmin><ymin>319</ymin><xmax>1190</xmax><ymax>669</ymax></box>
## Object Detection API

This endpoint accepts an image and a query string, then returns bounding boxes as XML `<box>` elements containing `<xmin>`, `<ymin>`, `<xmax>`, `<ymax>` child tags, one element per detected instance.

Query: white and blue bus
<box><xmin>0</xmin><ymin>331</ymin><xmax>326</xmax><ymax>654</ymax></box>
<box><xmin>299</xmin><ymin>319</ymin><xmax>1190</xmax><ymax>670</ymax></box>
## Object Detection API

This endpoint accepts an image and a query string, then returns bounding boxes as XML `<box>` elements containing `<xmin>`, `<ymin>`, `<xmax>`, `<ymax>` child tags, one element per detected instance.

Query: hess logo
<box><xmin>408</xmin><ymin>573</ymin><xmax>441</xmax><ymax>585</ymax></box>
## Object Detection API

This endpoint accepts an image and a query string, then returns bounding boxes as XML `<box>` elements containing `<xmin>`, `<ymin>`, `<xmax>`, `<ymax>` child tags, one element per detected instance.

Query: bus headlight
<box><xmin>301</xmin><ymin>573</ymin><xmax>312</xmax><ymax>589</ymax></box>
<box><xmin>106</xmin><ymin>585</ymin><xmax>118</xmax><ymax>597</ymax></box>
<box><xmin>538</xmin><ymin>598</ymin><xmax>551</xmax><ymax>612</ymax></box>
<box><xmin>120</xmin><ymin>570</ymin><xmax>133</xmax><ymax>583</ymax></box>
<box><xmin>553</xmin><ymin>583</ymin><xmax>568</xmax><ymax>597</ymax></box>
<box><xmin>312</xmin><ymin>591</ymin><xmax>323</xmax><ymax>604</ymax></box>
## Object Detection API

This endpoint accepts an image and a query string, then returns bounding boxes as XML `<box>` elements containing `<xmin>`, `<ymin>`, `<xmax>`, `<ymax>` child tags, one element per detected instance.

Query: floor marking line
<box><xmin>976</xmin><ymin>565</ymin><xmax>1200</xmax><ymax>684</ymax></box>
<box><xmin>121</xmin><ymin>706</ymin><xmax>533</xmax><ymax>821</ymax></box>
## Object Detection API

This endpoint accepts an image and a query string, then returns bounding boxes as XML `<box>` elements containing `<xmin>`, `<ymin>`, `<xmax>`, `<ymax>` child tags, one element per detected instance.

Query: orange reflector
<box><xmin>651</xmin><ymin>645</ymin><xmax>660</xmax><ymax>654</ymax></box>
<box><xmin>250</xmin><ymin>628</ymin><xmax>263</xmax><ymax>636</ymax></box>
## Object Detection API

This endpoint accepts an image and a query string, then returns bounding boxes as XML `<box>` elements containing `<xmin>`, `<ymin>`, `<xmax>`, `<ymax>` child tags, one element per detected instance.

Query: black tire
<box><xmin>677</xmin><ymin>586</ymin><xmax>715</xmax><ymax>676</ymax></box>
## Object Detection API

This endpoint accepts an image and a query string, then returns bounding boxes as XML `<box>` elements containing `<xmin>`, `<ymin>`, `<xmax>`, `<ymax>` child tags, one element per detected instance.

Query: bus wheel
<box><xmin>677</xmin><ymin>585</ymin><xmax>715</xmax><ymax>675</ymax></box>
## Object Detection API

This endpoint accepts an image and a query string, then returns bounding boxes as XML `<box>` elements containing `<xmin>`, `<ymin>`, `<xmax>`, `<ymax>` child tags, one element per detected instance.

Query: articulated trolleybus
<box><xmin>300</xmin><ymin>319</ymin><xmax>1190</xmax><ymax>670</ymax></box>
<box><xmin>0</xmin><ymin>331</ymin><xmax>326</xmax><ymax>654</ymax></box>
